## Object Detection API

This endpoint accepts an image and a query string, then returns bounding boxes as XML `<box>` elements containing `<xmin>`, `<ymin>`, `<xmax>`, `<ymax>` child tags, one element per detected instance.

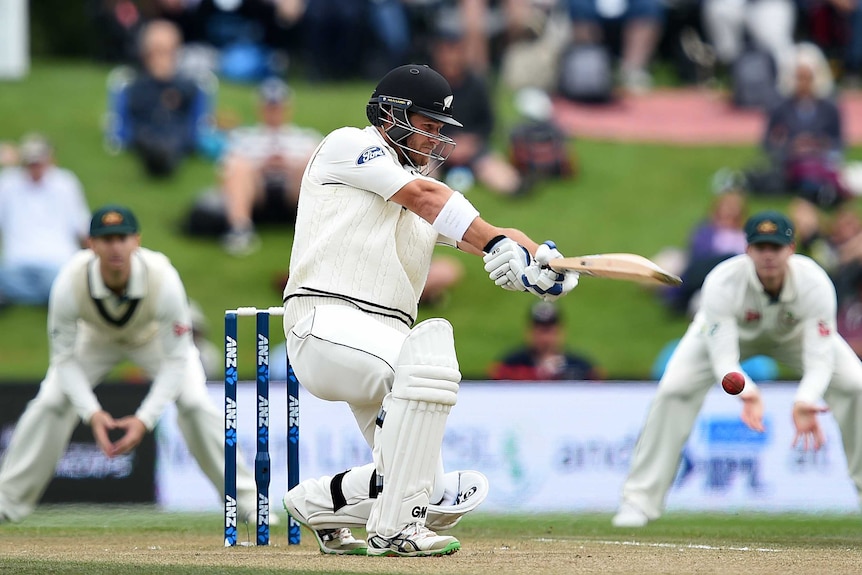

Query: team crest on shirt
<box><xmin>173</xmin><ymin>322</ymin><xmax>191</xmax><ymax>337</ymax></box>
<box><xmin>357</xmin><ymin>146</ymin><xmax>385</xmax><ymax>165</ymax></box>
<box><xmin>818</xmin><ymin>320</ymin><xmax>831</xmax><ymax>337</ymax></box>
<box><xmin>744</xmin><ymin>310</ymin><xmax>761</xmax><ymax>323</ymax></box>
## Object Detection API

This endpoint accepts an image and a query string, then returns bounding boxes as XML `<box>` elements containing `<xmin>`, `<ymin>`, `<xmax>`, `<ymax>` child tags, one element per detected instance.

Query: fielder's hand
<box><xmin>792</xmin><ymin>401</ymin><xmax>830</xmax><ymax>451</ymax></box>
<box><xmin>740</xmin><ymin>391</ymin><xmax>765</xmax><ymax>432</ymax></box>
<box><xmin>522</xmin><ymin>241</ymin><xmax>579</xmax><ymax>302</ymax></box>
<box><xmin>90</xmin><ymin>411</ymin><xmax>147</xmax><ymax>458</ymax></box>
<box><xmin>483</xmin><ymin>237</ymin><xmax>531</xmax><ymax>292</ymax></box>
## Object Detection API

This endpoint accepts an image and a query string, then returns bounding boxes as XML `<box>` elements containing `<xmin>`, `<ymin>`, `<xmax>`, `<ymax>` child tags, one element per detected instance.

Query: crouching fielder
<box><xmin>613</xmin><ymin>211</ymin><xmax>862</xmax><ymax>528</ymax></box>
<box><xmin>281</xmin><ymin>64</ymin><xmax>579</xmax><ymax>557</ymax></box>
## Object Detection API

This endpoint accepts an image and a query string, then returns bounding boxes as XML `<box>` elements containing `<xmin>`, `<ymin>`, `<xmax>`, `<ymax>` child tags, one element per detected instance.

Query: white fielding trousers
<box><xmin>620</xmin><ymin>323</ymin><xmax>862</xmax><ymax>519</ymax></box>
<box><xmin>0</xmin><ymin>333</ymin><xmax>257</xmax><ymax>522</ymax></box>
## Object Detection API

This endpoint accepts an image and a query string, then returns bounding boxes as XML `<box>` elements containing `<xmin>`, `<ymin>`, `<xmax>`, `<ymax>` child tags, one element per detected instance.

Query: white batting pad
<box><xmin>369</xmin><ymin>319</ymin><xmax>461</xmax><ymax>537</ymax></box>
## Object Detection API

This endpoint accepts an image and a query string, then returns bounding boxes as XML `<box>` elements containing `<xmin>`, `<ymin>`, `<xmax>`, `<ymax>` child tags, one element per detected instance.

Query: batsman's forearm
<box><xmin>462</xmin><ymin>220</ymin><xmax>539</xmax><ymax>255</ymax></box>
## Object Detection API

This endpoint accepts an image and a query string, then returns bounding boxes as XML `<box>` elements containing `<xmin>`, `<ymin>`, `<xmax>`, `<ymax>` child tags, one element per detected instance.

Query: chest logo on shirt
<box><xmin>173</xmin><ymin>322</ymin><xmax>191</xmax><ymax>337</ymax></box>
<box><xmin>357</xmin><ymin>146</ymin><xmax>385</xmax><ymax>165</ymax></box>
<box><xmin>745</xmin><ymin>310</ymin><xmax>761</xmax><ymax>323</ymax></box>
<box><xmin>818</xmin><ymin>321</ymin><xmax>831</xmax><ymax>337</ymax></box>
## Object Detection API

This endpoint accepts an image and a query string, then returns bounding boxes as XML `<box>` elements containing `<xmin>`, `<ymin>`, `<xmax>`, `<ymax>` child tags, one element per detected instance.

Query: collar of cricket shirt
<box><xmin>88</xmin><ymin>250</ymin><xmax>148</xmax><ymax>301</ymax></box>
<box><xmin>747</xmin><ymin>255</ymin><xmax>797</xmax><ymax>304</ymax></box>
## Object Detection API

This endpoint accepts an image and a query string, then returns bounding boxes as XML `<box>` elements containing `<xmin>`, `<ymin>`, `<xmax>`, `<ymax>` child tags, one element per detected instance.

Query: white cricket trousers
<box><xmin>0</xmin><ymin>334</ymin><xmax>257</xmax><ymax>522</ymax></box>
<box><xmin>285</xmin><ymin>304</ymin><xmax>448</xmax><ymax>503</ymax></box>
<box><xmin>620</xmin><ymin>323</ymin><xmax>862</xmax><ymax>519</ymax></box>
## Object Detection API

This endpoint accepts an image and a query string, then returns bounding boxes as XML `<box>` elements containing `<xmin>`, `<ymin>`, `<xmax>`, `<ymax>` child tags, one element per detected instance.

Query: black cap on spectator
<box><xmin>530</xmin><ymin>302</ymin><xmax>560</xmax><ymax>326</ymax></box>
<box><xmin>259</xmin><ymin>77</ymin><xmax>292</xmax><ymax>104</ymax></box>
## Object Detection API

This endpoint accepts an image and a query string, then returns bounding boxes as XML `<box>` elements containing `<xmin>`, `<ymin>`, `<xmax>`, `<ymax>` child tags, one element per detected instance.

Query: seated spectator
<box><xmin>700</xmin><ymin>0</ymin><xmax>795</xmax><ymax>80</ymax></box>
<box><xmin>801</xmin><ymin>0</ymin><xmax>862</xmax><ymax>87</ymax></box>
<box><xmin>0</xmin><ymin>134</ymin><xmax>90</xmax><ymax>307</ymax></box>
<box><xmin>124</xmin><ymin>19</ymin><xmax>210</xmax><ymax>177</ymax></box>
<box><xmin>566</xmin><ymin>0</ymin><xmax>665</xmax><ymax>93</ymax></box>
<box><xmin>430</xmin><ymin>25</ymin><xmax>525</xmax><ymax>196</ymax></box>
<box><xmin>763</xmin><ymin>43</ymin><xmax>848</xmax><ymax>208</ymax></box>
<box><xmin>837</xmin><ymin>264</ymin><xmax>862</xmax><ymax>358</ymax></box>
<box><xmin>444</xmin><ymin>0</ymin><xmax>545</xmax><ymax>74</ymax></box>
<box><xmin>419</xmin><ymin>254</ymin><xmax>465</xmax><ymax>308</ymax></box>
<box><xmin>90</xmin><ymin>0</ymin><xmax>145</xmax><ymax>63</ymax></box>
<box><xmin>489</xmin><ymin>301</ymin><xmax>603</xmax><ymax>381</ymax></box>
<box><xmin>655</xmin><ymin>189</ymin><xmax>748</xmax><ymax>315</ymax></box>
<box><xmin>220</xmin><ymin>77</ymin><xmax>321</xmax><ymax>256</ymax></box>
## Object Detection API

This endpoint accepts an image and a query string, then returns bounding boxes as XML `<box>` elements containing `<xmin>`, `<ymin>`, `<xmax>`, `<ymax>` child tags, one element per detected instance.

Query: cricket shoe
<box><xmin>282</xmin><ymin>490</ymin><xmax>366</xmax><ymax>555</ymax></box>
<box><xmin>611</xmin><ymin>501</ymin><xmax>650</xmax><ymax>528</ymax></box>
<box><xmin>367</xmin><ymin>523</ymin><xmax>460</xmax><ymax>557</ymax></box>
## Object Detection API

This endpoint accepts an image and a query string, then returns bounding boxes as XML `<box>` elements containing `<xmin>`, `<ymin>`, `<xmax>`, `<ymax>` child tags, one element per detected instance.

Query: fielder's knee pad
<box><xmin>368</xmin><ymin>318</ymin><xmax>461</xmax><ymax>537</ymax></box>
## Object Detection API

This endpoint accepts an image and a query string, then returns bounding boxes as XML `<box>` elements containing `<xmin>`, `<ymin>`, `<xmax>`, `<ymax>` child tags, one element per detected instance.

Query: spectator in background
<box><xmin>490</xmin><ymin>301</ymin><xmax>603</xmax><ymax>381</ymax></box>
<box><xmin>430</xmin><ymin>25</ymin><xmax>525</xmax><ymax>196</ymax></box>
<box><xmin>0</xmin><ymin>134</ymin><xmax>90</xmax><ymax>308</ymax></box>
<box><xmin>125</xmin><ymin>19</ymin><xmax>206</xmax><ymax>177</ymax></box>
<box><xmin>566</xmin><ymin>0</ymin><xmax>665</xmax><ymax>93</ymax></box>
<box><xmin>295</xmin><ymin>0</ymin><xmax>368</xmax><ymax>81</ymax></box>
<box><xmin>447</xmin><ymin>0</ymin><xmax>544</xmax><ymax>74</ymax></box>
<box><xmin>801</xmin><ymin>0</ymin><xmax>862</xmax><ymax>87</ymax></box>
<box><xmin>656</xmin><ymin>189</ymin><xmax>749</xmax><ymax>316</ymax></box>
<box><xmin>837</xmin><ymin>265</ymin><xmax>862</xmax><ymax>357</ymax></box>
<box><xmin>220</xmin><ymin>77</ymin><xmax>321</xmax><ymax>256</ymax></box>
<box><xmin>763</xmin><ymin>43</ymin><xmax>847</xmax><ymax>208</ymax></box>
<box><xmin>419</xmin><ymin>254</ymin><xmax>466</xmax><ymax>308</ymax></box>
<box><xmin>701</xmin><ymin>0</ymin><xmax>796</xmax><ymax>79</ymax></box>
<box><xmin>89</xmin><ymin>0</ymin><xmax>145</xmax><ymax>63</ymax></box>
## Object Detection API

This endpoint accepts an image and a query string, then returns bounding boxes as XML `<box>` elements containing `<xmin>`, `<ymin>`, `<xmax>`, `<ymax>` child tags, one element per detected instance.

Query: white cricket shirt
<box><xmin>695</xmin><ymin>253</ymin><xmax>838</xmax><ymax>403</ymax></box>
<box><xmin>283</xmin><ymin>126</ymin><xmax>455</xmax><ymax>332</ymax></box>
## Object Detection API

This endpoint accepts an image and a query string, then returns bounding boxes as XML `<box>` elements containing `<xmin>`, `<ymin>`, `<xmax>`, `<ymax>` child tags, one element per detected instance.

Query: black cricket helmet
<box><xmin>366</xmin><ymin>64</ymin><xmax>462</xmax><ymax>173</ymax></box>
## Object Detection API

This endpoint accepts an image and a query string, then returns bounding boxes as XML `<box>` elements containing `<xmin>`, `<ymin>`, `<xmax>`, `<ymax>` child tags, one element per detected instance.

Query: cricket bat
<box><xmin>548</xmin><ymin>253</ymin><xmax>683</xmax><ymax>286</ymax></box>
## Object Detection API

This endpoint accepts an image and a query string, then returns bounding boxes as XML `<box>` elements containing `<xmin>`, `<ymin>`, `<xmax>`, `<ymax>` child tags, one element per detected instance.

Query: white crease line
<box><xmin>532</xmin><ymin>538</ymin><xmax>780</xmax><ymax>553</ymax></box>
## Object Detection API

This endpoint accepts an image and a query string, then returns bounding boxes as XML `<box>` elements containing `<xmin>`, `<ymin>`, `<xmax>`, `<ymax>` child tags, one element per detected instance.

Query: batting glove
<box><xmin>522</xmin><ymin>241</ymin><xmax>579</xmax><ymax>302</ymax></box>
<box><xmin>483</xmin><ymin>236</ymin><xmax>531</xmax><ymax>292</ymax></box>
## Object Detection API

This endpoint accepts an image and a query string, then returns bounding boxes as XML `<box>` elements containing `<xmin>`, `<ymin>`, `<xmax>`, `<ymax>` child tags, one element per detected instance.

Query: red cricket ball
<box><xmin>721</xmin><ymin>371</ymin><xmax>745</xmax><ymax>395</ymax></box>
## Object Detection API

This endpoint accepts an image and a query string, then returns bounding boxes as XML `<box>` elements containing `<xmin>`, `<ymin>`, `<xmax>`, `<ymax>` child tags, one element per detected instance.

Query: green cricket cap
<box><xmin>89</xmin><ymin>205</ymin><xmax>140</xmax><ymax>237</ymax></box>
<box><xmin>744</xmin><ymin>210</ymin><xmax>794</xmax><ymax>246</ymax></box>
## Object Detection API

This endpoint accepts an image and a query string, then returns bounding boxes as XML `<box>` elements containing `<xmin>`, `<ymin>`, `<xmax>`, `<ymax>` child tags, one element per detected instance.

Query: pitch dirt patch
<box><xmin>1</xmin><ymin>533</ymin><xmax>860</xmax><ymax>575</ymax></box>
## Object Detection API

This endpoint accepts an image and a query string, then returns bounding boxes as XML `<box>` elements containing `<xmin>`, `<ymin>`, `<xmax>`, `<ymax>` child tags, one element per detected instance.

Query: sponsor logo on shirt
<box><xmin>818</xmin><ymin>320</ymin><xmax>831</xmax><ymax>337</ymax></box>
<box><xmin>744</xmin><ymin>310</ymin><xmax>761</xmax><ymax>323</ymax></box>
<box><xmin>357</xmin><ymin>146</ymin><xmax>385</xmax><ymax>165</ymax></box>
<box><xmin>173</xmin><ymin>322</ymin><xmax>191</xmax><ymax>337</ymax></box>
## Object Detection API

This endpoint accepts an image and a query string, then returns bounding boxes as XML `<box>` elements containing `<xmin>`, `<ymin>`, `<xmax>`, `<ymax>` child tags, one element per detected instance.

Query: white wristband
<box><xmin>432</xmin><ymin>191</ymin><xmax>480</xmax><ymax>241</ymax></box>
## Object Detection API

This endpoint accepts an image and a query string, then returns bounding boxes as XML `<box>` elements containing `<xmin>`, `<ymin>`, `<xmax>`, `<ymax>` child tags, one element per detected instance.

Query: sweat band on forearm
<box><xmin>431</xmin><ymin>191</ymin><xmax>480</xmax><ymax>242</ymax></box>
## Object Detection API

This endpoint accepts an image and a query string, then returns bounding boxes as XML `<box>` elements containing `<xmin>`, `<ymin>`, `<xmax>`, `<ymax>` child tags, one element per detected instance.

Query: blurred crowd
<box><xmin>6</xmin><ymin>0</ymin><xmax>862</xmax><ymax>378</ymax></box>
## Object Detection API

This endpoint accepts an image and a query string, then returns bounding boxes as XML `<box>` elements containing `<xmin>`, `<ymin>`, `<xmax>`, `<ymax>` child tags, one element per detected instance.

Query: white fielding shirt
<box><xmin>695</xmin><ymin>253</ymin><xmax>838</xmax><ymax>404</ymax></box>
<box><xmin>48</xmin><ymin>248</ymin><xmax>195</xmax><ymax>430</ymax></box>
<box><xmin>283</xmin><ymin>126</ymin><xmax>457</xmax><ymax>331</ymax></box>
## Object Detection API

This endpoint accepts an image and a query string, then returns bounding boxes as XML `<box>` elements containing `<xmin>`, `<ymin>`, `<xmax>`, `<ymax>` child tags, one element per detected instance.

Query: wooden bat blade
<box><xmin>549</xmin><ymin>253</ymin><xmax>683</xmax><ymax>286</ymax></box>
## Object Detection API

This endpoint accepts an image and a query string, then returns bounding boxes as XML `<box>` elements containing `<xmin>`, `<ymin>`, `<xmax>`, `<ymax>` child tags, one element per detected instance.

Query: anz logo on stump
<box><xmin>357</xmin><ymin>146</ymin><xmax>385</xmax><ymax>165</ymax></box>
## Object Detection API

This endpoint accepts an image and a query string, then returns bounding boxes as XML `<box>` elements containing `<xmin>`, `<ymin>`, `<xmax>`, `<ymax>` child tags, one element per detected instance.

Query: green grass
<box><xmin>0</xmin><ymin>60</ymin><xmax>801</xmax><ymax>381</ymax></box>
